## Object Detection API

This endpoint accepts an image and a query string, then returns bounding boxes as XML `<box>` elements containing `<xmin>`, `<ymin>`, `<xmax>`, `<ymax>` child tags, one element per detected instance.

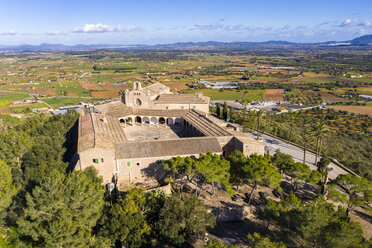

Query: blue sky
<box><xmin>0</xmin><ymin>0</ymin><xmax>371</xmax><ymax>45</ymax></box>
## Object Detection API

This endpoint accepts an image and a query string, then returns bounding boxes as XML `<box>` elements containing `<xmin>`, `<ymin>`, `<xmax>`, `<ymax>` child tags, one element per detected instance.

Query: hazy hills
<box><xmin>0</xmin><ymin>35</ymin><xmax>371</xmax><ymax>52</ymax></box>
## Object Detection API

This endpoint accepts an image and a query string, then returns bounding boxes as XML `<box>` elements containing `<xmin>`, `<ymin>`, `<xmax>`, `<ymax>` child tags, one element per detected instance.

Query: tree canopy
<box><xmin>329</xmin><ymin>174</ymin><xmax>372</xmax><ymax>214</ymax></box>
<box><xmin>18</xmin><ymin>168</ymin><xmax>105</xmax><ymax>248</ymax></box>
<box><xmin>0</xmin><ymin>161</ymin><xmax>18</xmax><ymax>221</ymax></box>
<box><xmin>258</xmin><ymin>194</ymin><xmax>368</xmax><ymax>248</ymax></box>
<box><xmin>247</xmin><ymin>232</ymin><xmax>287</xmax><ymax>248</ymax></box>
<box><xmin>164</xmin><ymin>152</ymin><xmax>234</xmax><ymax>197</ymax></box>
<box><xmin>243</xmin><ymin>154</ymin><xmax>282</xmax><ymax>204</ymax></box>
<box><xmin>97</xmin><ymin>189</ymin><xmax>215</xmax><ymax>247</ymax></box>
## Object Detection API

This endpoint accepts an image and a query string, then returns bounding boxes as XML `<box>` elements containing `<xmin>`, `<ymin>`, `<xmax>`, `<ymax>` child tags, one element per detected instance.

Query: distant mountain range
<box><xmin>0</xmin><ymin>35</ymin><xmax>371</xmax><ymax>52</ymax></box>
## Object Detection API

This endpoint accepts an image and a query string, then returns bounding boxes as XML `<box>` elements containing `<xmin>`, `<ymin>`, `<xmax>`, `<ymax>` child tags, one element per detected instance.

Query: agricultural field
<box><xmin>327</xmin><ymin>105</ymin><xmax>372</xmax><ymax>116</ymax></box>
<box><xmin>0</xmin><ymin>49</ymin><xmax>371</xmax><ymax>115</ymax></box>
<box><xmin>42</xmin><ymin>97</ymin><xmax>94</xmax><ymax>108</ymax></box>
<box><xmin>264</xmin><ymin>89</ymin><xmax>284</xmax><ymax>101</ymax></box>
<box><xmin>183</xmin><ymin>88</ymin><xmax>264</xmax><ymax>101</ymax></box>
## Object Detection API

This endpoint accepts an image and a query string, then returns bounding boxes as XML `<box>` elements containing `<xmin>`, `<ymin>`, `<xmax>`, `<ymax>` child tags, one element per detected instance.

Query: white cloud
<box><xmin>73</xmin><ymin>23</ymin><xmax>120</xmax><ymax>33</ymax></box>
<box><xmin>339</xmin><ymin>18</ymin><xmax>372</xmax><ymax>27</ymax></box>
<box><xmin>340</xmin><ymin>18</ymin><xmax>358</xmax><ymax>27</ymax></box>
<box><xmin>0</xmin><ymin>30</ymin><xmax>16</xmax><ymax>35</ymax></box>
<box><xmin>73</xmin><ymin>23</ymin><xmax>140</xmax><ymax>33</ymax></box>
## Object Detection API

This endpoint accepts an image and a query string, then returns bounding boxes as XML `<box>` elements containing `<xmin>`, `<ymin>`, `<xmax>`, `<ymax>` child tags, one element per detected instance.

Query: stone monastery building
<box><xmin>76</xmin><ymin>82</ymin><xmax>264</xmax><ymax>188</ymax></box>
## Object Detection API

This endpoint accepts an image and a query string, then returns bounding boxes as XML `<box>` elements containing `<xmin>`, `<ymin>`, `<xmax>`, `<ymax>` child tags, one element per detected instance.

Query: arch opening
<box><xmin>135</xmin><ymin>116</ymin><xmax>142</xmax><ymax>124</ymax></box>
<box><xmin>143</xmin><ymin>117</ymin><xmax>150</xmax><ymax>124</ymax></box>
<box><xmin>150</xmin><ymin>117</ymin><xmax>158</xmax><ymax>125</ymax></box>
<box><xmin>159</xmin><ymin>117</ymin><xmax>165</xmax><ymax>125</ymax></box>
<box><xmin>167</xmin><ymin>118</ymin><xmax>174</xmax><ymax>126</ymax></box>
<box><xmin>125</xmin><ymin>117</ymin><xmax>133</xmax><ymax>125</ymax></box>
<box><xmin>175</xmin><ymin>118</ymin><xmax>183</xmax><ymax>126</ymax></box>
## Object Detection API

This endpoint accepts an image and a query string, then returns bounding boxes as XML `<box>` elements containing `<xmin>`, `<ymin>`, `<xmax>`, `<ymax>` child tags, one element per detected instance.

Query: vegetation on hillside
<box><xmin>216</xmin><ymin>106</ymin><xmax>372</xmax><ymax>180</ymax></box>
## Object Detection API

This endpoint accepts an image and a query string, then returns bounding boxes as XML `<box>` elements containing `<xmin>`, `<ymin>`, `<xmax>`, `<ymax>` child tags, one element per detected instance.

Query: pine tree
<box><xmin>18</xmin><ymin>168</ymin><xmax>105</xmax><ymax>247</ymax></box>
<box><xmin>243</xmin><ymin>154</ymin><xmax>282</xmax><ymax>204</ymax></box>
<box><xmin>0</xmin><ymin>161</ymin><xmax>18</xmax><ymax>220</ymax></box>
<box><xmin>247</xmin><ymin>233</ymin><xmax>287</xmax><ymax>248</ymax></box>
<box><xmin>329</xmin><ymin>174</ymin><xmax>372</xmax><ymax>214</ymax></box>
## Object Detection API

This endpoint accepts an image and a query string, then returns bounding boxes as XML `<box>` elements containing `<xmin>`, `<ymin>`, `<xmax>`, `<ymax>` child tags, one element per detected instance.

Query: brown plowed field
<box><xmin>265</xmin><ymin>89</ymin><xmax>284</xmax><ymax>101</ymax></box>
<box><xmin>66</xmin><ymin>91</ymin><xmax>78</xmax><ymax>96</ymax></box>
<box><xmin>319</xmin><ymin>92</ymin><xmax>347</xmax><ymax>102</ymax></box>
<box><xmin>0</xmin><ymin>107</ymin><xmax>11</xmax><ymax>115</ymax></box>
<box><xmin>91</xmin><ymin>91</ymin><xmax>120</xmax><ymax>98</ymax></box>
<box><xmin>327</xmin><ymin>105</ymin><xmax>372</xmax><ymax>116</ymax></box>
<box><xmin>81</xmin><ymin>82</ymin><xmax>102</xmax><ymax>90</ymax></box>
<box><xmin>26</xmin><ymin>87</ymin><xmax>57</xmax><ymax>95</ymax></box>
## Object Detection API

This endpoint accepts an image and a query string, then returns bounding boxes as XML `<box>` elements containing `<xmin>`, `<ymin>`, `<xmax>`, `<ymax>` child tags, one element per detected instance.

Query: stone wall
<box><xmin>154</xmin><ymin>103</ymin><xmax>209</xmax><ymax>113</ymax></box>
<box><xmin>236</xmin><ymin>137</ymin><xmax>265</xmax><ymax>156</ymax></box>
<box><xmin>77</xmin><ymin>148</ymin><xmax>116</xmax><ymax>184</ymax></box>
<box><xmin>116</xmin><ymin>152</ymin><xmax>223</xmax><ymax>185</ymax></box>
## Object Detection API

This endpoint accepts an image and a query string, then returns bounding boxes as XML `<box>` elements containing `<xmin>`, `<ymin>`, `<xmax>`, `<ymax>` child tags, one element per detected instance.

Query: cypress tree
<box><xmin>216</xmin><ymin>103</ymin><xmax>221</xmax><ymax>117</ymax></box>
<box><xmin>222</xmin><ymin>102</ymin><xmax>229</xmax><ymax>120</ymax></box>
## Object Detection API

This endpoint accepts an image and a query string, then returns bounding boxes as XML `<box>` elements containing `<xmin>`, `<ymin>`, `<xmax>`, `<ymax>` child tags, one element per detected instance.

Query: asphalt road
<box><xmin>248</xmin><ymin>131</ymin><xmax>348</xmax><ymax>180</ymax></box>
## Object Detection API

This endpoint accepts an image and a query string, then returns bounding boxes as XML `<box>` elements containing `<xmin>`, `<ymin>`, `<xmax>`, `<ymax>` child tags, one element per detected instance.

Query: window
<box><xmin>127</xmin><ymin>161</ymin><xmax>131</xmax><ymax>167</ymax></box>
<box><xmin>192</xmin><ymin>106</ymin><xmax>196</xmax><ymax>109</ymax></box>
<box><xmin>101</xmin><ymin>158</ymin><xmax>104</xmax><ymax>163</ymax></box>
<box><xmin>181</xmin><ymin>106</ymin><xmax>184</xmax><ymax>109</ymax></box>
<box><xmin>93</xmin><ymin>159</ymin><xmax>99</xmax><ymax>164</ymax></box>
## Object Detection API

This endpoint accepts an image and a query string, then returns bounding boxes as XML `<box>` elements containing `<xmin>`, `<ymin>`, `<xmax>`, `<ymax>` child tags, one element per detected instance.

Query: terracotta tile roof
<box><xmin>156</xmin><ymin>94</ymin><xmax>207</xmax><ymax>104</ymax></box>
<box><xmin>115</xmin><ymin>137</ymin><xmax>222</xmax><ymax>159</ymax></box>
<box><xmin>144</xmin><ymin>82</ymin><xmax>170</xmax><ymax>96</ymax></box>
<box><xmin>183</xmin><ymin>110</ymin><xmax>232</xmax><ymax>137</ymax></box>
<box><xmin>78</xmin><ymin>111</ymin><xmax>127</xmax><ymax>152</ymax></box>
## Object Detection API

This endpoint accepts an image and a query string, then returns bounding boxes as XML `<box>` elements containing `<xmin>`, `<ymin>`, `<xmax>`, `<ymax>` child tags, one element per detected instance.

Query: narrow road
<box><xmin>247</xmin><ymin>131</ymin><xmax>348</xmax><ymax>180</ymax></box>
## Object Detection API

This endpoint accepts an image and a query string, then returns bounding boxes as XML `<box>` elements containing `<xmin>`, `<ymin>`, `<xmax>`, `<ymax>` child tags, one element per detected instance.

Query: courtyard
<box><xmin>123</xmin><ymin>125</ymin><xmax>185</xmax><ymax>141</ymax></box>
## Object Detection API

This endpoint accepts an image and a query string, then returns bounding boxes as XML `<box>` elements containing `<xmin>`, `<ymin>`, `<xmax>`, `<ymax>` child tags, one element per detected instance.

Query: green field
<box><xmin>183</xmin><ymin>89</ymin><xmax>264</xmax><ymax>101</ymax></box>
<box><xmin>9</xmin><ymin>103</ymin><xmax>48</xmax><ymax>114</ymax></box>
<box><xmin>0</xmin><ymin>93</ymin><xmax>30</xmax><ymax>101</ymax></box>
<box><xmin>55</xmin><ymin>81</ymin><xmax>91</xmax><ymax>97</ymax></box>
